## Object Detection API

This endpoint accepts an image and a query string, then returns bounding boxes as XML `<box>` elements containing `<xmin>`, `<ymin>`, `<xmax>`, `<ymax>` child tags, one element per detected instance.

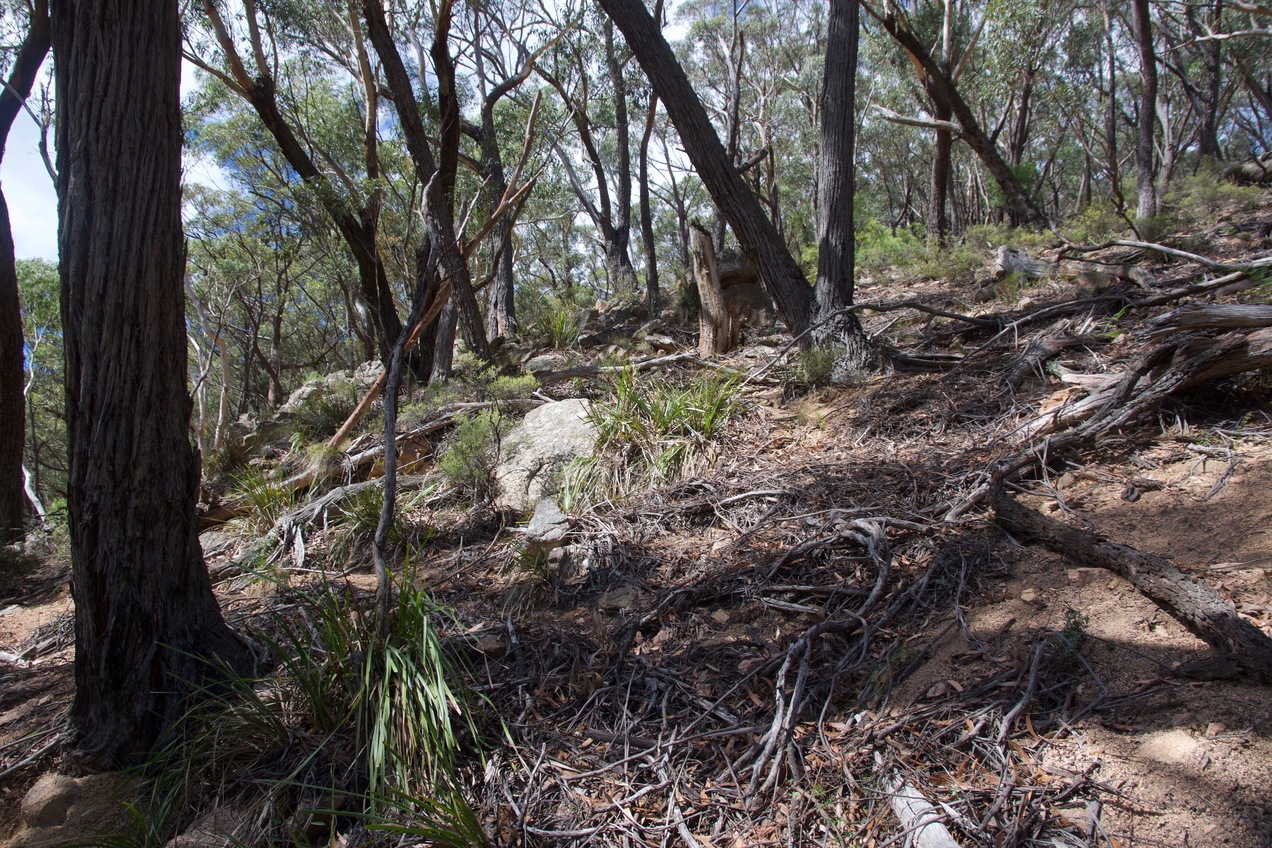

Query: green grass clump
<box><xmin>121</xmin><ymin>577</ymin><xmax>487</xmax><ymax>845</ymax></box>
<box><xmin>229</xmin><ymin>466</ymin><xmax>296</xmax><ymax>533</ymax></box>
<box><xmin>437</xmin><ymin>410</ymin><xmax>508</xmax><ymax>502</ymax></box>
<box><xmin>571</xmin><ymin>367</ymin><xmax>743</xmax><ymax>504</ymax></box>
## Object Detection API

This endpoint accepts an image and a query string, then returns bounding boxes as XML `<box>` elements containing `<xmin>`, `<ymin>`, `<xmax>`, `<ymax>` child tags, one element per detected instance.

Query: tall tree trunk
<box><xmin>1132</xmin><ymin>0</ymin><xmax>1159</xmax><ymax>219</ymax></box>
<box><xmin>0</xmin><ymin>0</ymin><xmax>50</xmax><ymax>543</ymax></box>
<box><xmin>363</xmin><ymin>0</ymin><xmax>490</xmax><ymax>377</ymax></box>
<box><xmin>639</xmin><ymin>94</ymin><xmax>660</xmax><ymax>317</ymax></box>
<box><xmin>598</xmin><ymin>0</ymin><xmax>814</xmax><ymax>337</ymax></box>
<box><xmin>928</xmin><ymin>104</ymin><xmax>952</xmax><ymax>246</ymax></box>
<box><xmin>1102</xmin><ymin>0</ymin><xmax>1124</xmax><ymax>208</ymax></box>
<box><xmin>53</xmin><ymin>0</ymin><xmax>252</xmax><ymax>765</ymax></box>
<box><xmin>815</xmin><ymin>0</ymin><xmax>871</xmax><ymax>370</ymax></box>
<box><xmin>605</xmin><ymin>19</ymin><xmax>637</xmax><ymax>296</ymax></box>
<box><xmin>0</xmin><ymin>197</ymin><xmax>23</xmax><ymax>542</ymax></box>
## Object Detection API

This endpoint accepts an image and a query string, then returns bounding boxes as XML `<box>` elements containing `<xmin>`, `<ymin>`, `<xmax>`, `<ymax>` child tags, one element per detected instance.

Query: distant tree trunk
<box><xmin>692</xmin><ymin>224</ymin><xmax>730</xmax><ymax>355</ymax></box>
<box><xmin>53</xmin><ymin>0</ymin><xmax>253</xmax><ymax>765</ymax></box>
<box><xmin>0</xmin><ymin>0</ymin><xmax>50</xmax><ymax>543</ymax></box>
<box><xmin>928</xmin><ymin>103</ymin><xmax>952</xmax><ymax>246</ymax></box>
<box><xmin>1101</xmin><ymin>0</ymin><xmax>1124</xmax><ymax>208</ymax></box>
<box><xmin>0</xmin><ymin>198</ymin><xmax>23</xmax><ymax>543</ymax></box>
<box><xmin>599</xmin><ymin>0</ymin><xmax>814</xmax><ymax>337</ymax></box>
<box><xmin>1132</xmin><ymin>0</ymin><xmax>1159</xmax><ymax>219</ymax></box>
<box><xmin>640</xmin><ymin>94</ymin><xmax>660</xmax><ymax>317</ymax></box>
<box><xmin>815</xmin><ymin>0</ymin><xmax>871</xmax><ymax>371</ymax></box>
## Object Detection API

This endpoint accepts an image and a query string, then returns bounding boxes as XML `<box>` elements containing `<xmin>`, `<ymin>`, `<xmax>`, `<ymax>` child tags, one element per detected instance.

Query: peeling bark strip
<box><xmin>53</xmin><ymin>0</ymin><xmax>254</xmax><ymax>764</ymax></box>
<box><xmin>991</xmin><ymin>487</ymin><xmax>1272</xmax><ymax>681</ymax></box>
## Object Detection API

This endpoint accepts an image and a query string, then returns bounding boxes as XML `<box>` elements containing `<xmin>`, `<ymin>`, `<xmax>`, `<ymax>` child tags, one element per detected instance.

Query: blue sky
<box><xmin>3</xmin><ymin>61</ymin><xmax>225</xmax><ymax>263</ymax></box>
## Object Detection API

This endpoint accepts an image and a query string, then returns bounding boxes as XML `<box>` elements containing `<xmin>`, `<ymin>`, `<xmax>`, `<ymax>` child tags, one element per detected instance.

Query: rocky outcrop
<box><xmin>494</xmin><ymin>399</ymin><xmax>597</xmax><ymax>511</ymax></box>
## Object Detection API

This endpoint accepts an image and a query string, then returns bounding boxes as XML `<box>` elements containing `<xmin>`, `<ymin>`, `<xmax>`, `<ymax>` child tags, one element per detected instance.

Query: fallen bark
<box><xmin>991</xmin><ymin>486</ymin><xmax>1272</xmax><ymax>682</ymax></box>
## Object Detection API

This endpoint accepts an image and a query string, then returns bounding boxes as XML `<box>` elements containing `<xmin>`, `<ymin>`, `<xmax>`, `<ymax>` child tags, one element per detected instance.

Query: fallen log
<box><xmin>1023</xmin><ymin>327</ymin><xmax>1272</xmax><ymax>437</ymax></box>
<box><xmin>991</xmin><ymin>486</ymin><xmax>1272</xmax><ymax>682</ymax></box>
<box><xmin>1146</xmin><ymin>303</ymin><xmax>1272</xmax><ymax>337</ymax></box>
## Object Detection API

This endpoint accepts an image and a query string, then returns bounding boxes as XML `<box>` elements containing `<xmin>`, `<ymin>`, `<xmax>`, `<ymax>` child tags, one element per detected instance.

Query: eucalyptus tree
<box><xmin>1132</xmin><ymin>0</ymin><xmax>1160</xmax><ymax>218</ymax></box>
<box><xmin>599</xmin><ymin>0</ymin><xmax>815</xmax><ymax>336</ymax></box>
<box><xmin>0</xmin><ymin>0</ymin><xmax>49</xmax><ymax>542</ymax></box>
<box><xmin>539</xmin><ymin>5</ymin><xmax>641</xmax><ymax>297</ymax></box>
<box><xmin>52</xmin><ymin>0</ymin><xmax>254</xmax><ymax>763</ymax></box>
<box><xmin>188</xmin><ymin>0</ymin><xmax>411</xmax><ymax>366</ymax></box>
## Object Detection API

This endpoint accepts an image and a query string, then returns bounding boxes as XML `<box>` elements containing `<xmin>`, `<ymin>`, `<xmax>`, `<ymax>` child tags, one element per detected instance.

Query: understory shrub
<box><xmin>118</xmin><ymin>577</ymin><xmax>487</xmax><ymax>846</ymax></box>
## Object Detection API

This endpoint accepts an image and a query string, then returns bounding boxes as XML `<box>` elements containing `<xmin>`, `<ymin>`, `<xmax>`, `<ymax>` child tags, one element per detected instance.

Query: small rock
<box><xmin>21</xmin><ymin>773</ymin><xmax>76</xmax><ymax>827</ymax></box>
<box><xmin>643</xmin><ymin>333</ymin><xmax>678</xmax><ymax>352</ymax></box>
<box><xmin>475</xmin><ymin>635</ymin><xmax>508</xmax><ymax>659</ymax></box>
<box><xmin>524</xmin><ymin>352</ymin><xmax>568</xmax><ymax>376</ymax></box>
<box><xmin>711</xmin><ymin>609</ymin><xmax>730</xmax><ymax>625</ymax></box>
<box><xmin>524</xmin><ymin>499</ymin><xmax>569</xmax><ymax>551</ymax></box>
<box><xmin>1067</xmin><ymin>568</ymin><xmax>1103</xmax><ymax>587</ymax></box>
<box><xmin>1020</xmin><ymin>588</ymin><xmax>1039</xmax><ymax>603</ymax></box>
<box><xmin>1206</xmin><ymin>721</ymin><xmax>1226</xmax><ymax>737</ymax></box>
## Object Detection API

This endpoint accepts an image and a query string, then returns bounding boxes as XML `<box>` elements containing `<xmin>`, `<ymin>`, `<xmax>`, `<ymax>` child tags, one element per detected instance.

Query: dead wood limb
<box><xmin>1007</xmin><ymin>333</ymin><xmax>1102</xmax><ymax>389</ymax></box>
<box><xmin>328</xmin><ymin>280</ymin><xmax>453</xmax><ymax>448</ymax></box>
<box><xmin>1060</xmin><ymin>238</ymin><xmax>1272</xmax><ymax>273</ymax></box>
<box><xmin>209</xmin><ymin>474</ymin><xmax>436</xmax><ymax>580</ymax></box>
<box><xmin>1146</xmin><ymin>303</ymin><xmax>1272</xmax><ymax>336</ymax></box>
<box><xmin>947</xmin><ymin>327</ymin><xmax>1272</xmax><ymax>521</ymax></box>
<box><xmin>991</xmin><ymin>486</ymin><xmax>1272</xmax><ymax>681</ymax></box>
<box><xmin>1024</xmin><ymin>327</ymin><xmax>1272</xmax><ymax>437</ymax></box>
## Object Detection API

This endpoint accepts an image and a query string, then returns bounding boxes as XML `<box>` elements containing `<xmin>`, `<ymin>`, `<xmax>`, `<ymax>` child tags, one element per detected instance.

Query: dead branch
<box><xmin>991</xmin><ymin>485</ymin><xmax>1272</xmax><ymax>681</ymax></box>
<box><xmin>1060</xmin><ymin>238</ymin><xmax>1272</xmax><ymax>273</ymax></box>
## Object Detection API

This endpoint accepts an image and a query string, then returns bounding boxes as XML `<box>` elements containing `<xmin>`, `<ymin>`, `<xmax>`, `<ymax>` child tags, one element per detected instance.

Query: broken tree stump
<box><xmin>691</xmin><ymin>223</ymin><xmax>733</xmax><ymax>356</ymax></box>
<box><xmin>991</xmin><ymin>486</ymin><xmax>1272</xmax><ymax>682</ymax></box>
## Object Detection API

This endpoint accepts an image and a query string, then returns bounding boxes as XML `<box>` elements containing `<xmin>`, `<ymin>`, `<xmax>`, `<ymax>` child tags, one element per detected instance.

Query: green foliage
<box><xmin>674</xmin><ymin>277</ymin><xmax>700</xmax><ymax>325</ymax></box>
<box><xmin>229</xmin><ymin>466</ymin><xmax>296</xmax><ymax>533</ymax></box>
<box><xmin>437</xmin><ymin>411</ymin><xmax>508</xmax><ymax>502</ymax></box>
<box><xmin>573</xmin><ymin>367</ymin><xmax>743</xmax><ymax>503</ymax></box>
<box><xmin>118</xmin><ymin>579</ymin><xmax>486</xmax><ymax>845</ymax></box>
<box><xmin>1061</xmin><ymin>202</ymin><xmax>1129</xmax><ymax>245</ymax></box>
<box><xmin>517</xmin><ymin>288</ymin><xmax>592</xmax><ymax>348</ymax></box>
<box><xmin>293</xmin><ymin>379</ymin><xmax>359</xmax><ymax>441</ymax></box>
<box><xmin>798</xmin><ymin>345</ymin><xmax>839</xmax><ymax>388</ymax></box>
<box><xmin>855</xmin><ymin>219</ymin><xmax>983</xmax><ymax>282</ymax></box>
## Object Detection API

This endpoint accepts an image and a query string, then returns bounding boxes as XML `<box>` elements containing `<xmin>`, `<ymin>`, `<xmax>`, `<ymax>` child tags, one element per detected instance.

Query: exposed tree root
<box><xmin>991</xmin><ymin>484</ymin><xmax>1272</xmax><ymax>682</ymax></box>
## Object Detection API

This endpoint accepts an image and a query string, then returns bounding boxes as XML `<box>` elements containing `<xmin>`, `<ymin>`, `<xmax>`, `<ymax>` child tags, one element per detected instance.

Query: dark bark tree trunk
<box><xmin>814</xmin><ymin>0</ymin><xmax>870</xmax><ymax>370</ymax></box>
<box><xmin>0</xmin><ymin>0</ymin><xmax>50</xmax><ymax>543</ymax></box>
<box><xmin>0</xmin><ymin>196</ymin><xmax>23</xmax><ymax>543</ymax></box>
<box><xmin>52</xmin><ymin>0</ymin><xmax>253</xmax><ymax>765</ymax></box>
<box><xmin>928</xmin><ymin>102</ymin><xmax>953</xmax><ymax>246</ymax></box>
<box><xmin>1101</xmin><ymin>0</ymin><xmax>1124</xmax><ymax>208</ymax></box>
<box><xmin>1132</xmin><ymin>0</ymin><xmax>1159</xmax><ymax>219</ymax></box>
<box><xmin>639</xmin><ymin>94</ymin><xmax>660</xmax><ymax>317</ymax></box>
<box><xmin>598</xmin><ymin>0</ymin><xmax>814</xmax><ymax>337</ymax></box>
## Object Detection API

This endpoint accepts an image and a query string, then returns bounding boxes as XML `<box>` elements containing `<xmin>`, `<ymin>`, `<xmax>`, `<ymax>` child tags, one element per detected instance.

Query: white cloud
<box><xmin>2</xmin><ymin>112</ymin><xmax>58</xmax><ymax>261</ymax></box>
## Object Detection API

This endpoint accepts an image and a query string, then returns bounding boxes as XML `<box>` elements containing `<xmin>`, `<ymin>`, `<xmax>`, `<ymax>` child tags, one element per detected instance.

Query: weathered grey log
<box><xmin>1146</xmin><ymin>304</ymin><xmax>1272</xmax><ymax>337</ymax></box>
<box><xmin>992</xmin><ymin>486</ymin><xmax>1272</xmax><ymax>681</ymax></box>
<box><xmin>993</xmin><ymin>246</ymin><xmax>1048</xmax><ymax>281</ymax></box>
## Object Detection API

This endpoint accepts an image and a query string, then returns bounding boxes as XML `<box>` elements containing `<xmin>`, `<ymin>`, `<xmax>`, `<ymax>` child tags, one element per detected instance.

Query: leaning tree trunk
<box><xmin>1132</xmin><ymin>0</ymin><xmax>1159</xmax><ymax>220</ymax></box>
<box><xmin>0</xmin><ymin>0</ymin><xmax>50</xmax><ymax>543</ymax></box>
<box><xmin>598</xmin><ymin>0</ymin><xmax>814</xmax><ymax>337</ymax></box>
<box><xmin>814</xmin><ymin>0</ymin><xmax>871</xmax><ymax>371</ymax></box>
<box><xmin>53</xmin><ymin>0</ymin><xmax>253</xmax><ymax>765</ymax></box>
<box><xmin>639</xmin><ymin>94</ymin><xmax>660</xmax><ymax>318</ymax></box>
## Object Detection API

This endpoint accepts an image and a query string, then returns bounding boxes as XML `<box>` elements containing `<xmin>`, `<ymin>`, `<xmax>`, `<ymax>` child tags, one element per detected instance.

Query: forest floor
<box><xmin>3</xmin><ymin>195</ymin><xmax>1272</xmax><ymax>846</ymax></box>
